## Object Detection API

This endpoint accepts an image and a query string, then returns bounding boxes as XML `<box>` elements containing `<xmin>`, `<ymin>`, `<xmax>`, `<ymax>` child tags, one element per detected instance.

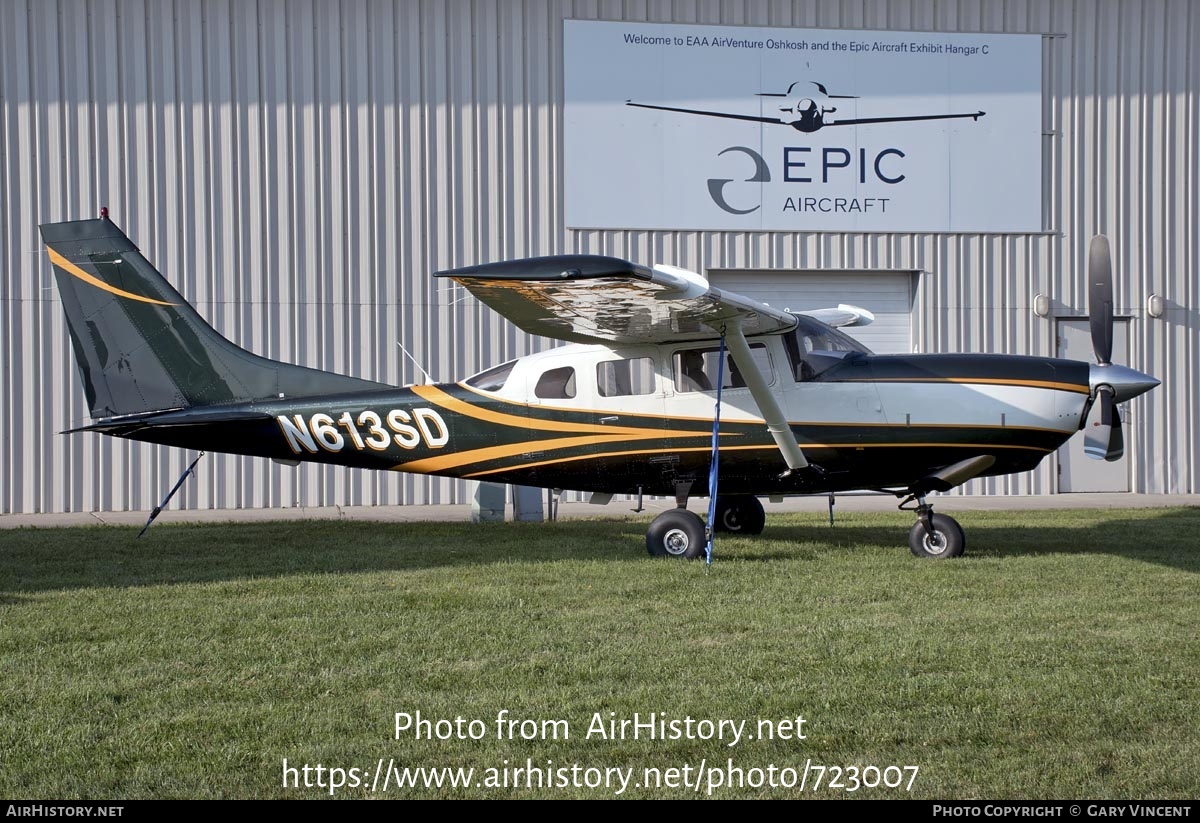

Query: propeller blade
<box><xmin>1088</xmin><ymin>235</ymin><xmax>1114</xmax><ymax>366</ymax></box>
<box><xmin>1083</xmin><ymin>387</ymin><xmax>1125</xmax><ymax>461</ymax></box>
<box><xmin>1106</xmin><ymin>404</ymin><xmax>1125</xmax><ymax>462</ymax></box>
<box><xmin>1083</xmin><ymin>386</ymin><xmax>1114</xmax><ymax>460</ymax></box>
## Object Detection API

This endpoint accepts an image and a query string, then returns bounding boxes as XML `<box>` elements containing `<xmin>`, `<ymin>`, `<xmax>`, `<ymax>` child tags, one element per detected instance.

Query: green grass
<box><xmin>1</xmin><ymin>507</ymin><xmax>1198</xmax><ymax>799</ymax></box>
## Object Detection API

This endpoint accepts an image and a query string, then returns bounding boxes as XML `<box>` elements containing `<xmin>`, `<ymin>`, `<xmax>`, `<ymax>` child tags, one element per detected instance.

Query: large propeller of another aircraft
<box><xmin>1082</xmin><ymin>235</ymin><xmax>1156</xmax><ymax>462</ymax></box>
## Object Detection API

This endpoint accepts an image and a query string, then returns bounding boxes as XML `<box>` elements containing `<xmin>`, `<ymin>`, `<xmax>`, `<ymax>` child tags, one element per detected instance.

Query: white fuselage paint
<box><xmin>871</xmin><ymin>382</ymin><xmax>1085</xmax><ymax>433</ymax></box>
<box><xmin>488</xmin><ymin>339</ymin><xmax>1085</xmax><ymax>438</ymax></box>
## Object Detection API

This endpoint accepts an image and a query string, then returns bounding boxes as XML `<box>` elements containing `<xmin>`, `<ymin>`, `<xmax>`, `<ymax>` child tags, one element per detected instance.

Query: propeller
<box><xmin>1083</xmin><ymin>236</ymin><xmax>1123</xmax><ymax>462</ymax></box>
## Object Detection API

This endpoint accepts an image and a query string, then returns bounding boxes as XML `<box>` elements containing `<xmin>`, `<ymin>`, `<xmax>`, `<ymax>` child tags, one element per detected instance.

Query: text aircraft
<box><xmin>40</xmin><ymin>217</ymin><xmax>1158</xmax><ymax>558</ymax></box>
<box><xmin>626</xmin><ymin>80</ymin><xmax>986</xmax><ymax>134</ymax></box>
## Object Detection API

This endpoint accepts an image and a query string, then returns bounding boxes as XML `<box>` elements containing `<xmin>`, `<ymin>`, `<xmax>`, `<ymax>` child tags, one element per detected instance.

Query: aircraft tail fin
<box><xmin>39</xmin><ymin>217</ymin><xmax>389</xmax><ymax>420</ymax></box>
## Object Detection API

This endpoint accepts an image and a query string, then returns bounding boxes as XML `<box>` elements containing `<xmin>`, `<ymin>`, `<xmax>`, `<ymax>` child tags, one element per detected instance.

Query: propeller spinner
<box><xmin>1081</xmin><ymin>236</ymin><xmax>1157</xmax><ymax>462</ymax></box>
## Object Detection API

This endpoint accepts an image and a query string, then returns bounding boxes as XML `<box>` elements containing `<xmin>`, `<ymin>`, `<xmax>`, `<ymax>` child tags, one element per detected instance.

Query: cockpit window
<box><xmin>783</xmin><ymin>316</ymin><xmax>872</xmax><ymax>382</ymax></box>
<box><xmin>465</xmin><ymin>359</ymin><xmax>517</xmax><ymax>392</ymax></box>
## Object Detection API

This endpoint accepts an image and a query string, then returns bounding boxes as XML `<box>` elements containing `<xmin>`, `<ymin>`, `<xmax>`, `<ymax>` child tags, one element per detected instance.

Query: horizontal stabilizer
<box><xmin>64</xmin><ymin>408</ymin><xmax>274</xmax><ymax>437</ymax></box>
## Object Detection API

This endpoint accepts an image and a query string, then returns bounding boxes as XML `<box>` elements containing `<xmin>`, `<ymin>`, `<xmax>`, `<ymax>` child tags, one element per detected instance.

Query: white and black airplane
<box><xmin>39</xmin><ymin>217</ymin><xmax>1157</xmax><ymax>559</ymax></box>
<box><xmin>627</xmin><ymin>80</ymin><xmax>986</xmax><ymax>133</ymax></box>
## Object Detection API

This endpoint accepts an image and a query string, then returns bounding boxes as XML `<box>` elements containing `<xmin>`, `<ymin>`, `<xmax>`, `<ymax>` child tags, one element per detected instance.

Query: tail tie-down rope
<box><xmin>704</xmin><ymin>334</ymin><xmax>726</xmax><ymax>566</ymax></box>
<box><xmin>138</xmin><ymin>452</ymin><xmax>205</xmax><ymax>538</ymax></box>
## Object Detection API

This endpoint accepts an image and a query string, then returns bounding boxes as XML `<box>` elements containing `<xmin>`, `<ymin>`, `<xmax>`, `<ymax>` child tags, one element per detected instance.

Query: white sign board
<box><xmin>565</xmin><ymin>21</ymin><xmax>1043</xmax><ymax>233</ymax></box>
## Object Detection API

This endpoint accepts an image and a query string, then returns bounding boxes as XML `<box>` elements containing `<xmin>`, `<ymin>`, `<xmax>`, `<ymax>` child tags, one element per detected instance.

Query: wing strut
<box><xmin>722</xmin><ymin>321</ymin><xmax>810</xmax><ymax>472</ymax></box>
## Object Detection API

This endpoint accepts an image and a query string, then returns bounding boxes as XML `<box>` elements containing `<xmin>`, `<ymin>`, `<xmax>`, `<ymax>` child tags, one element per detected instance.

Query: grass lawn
<box><xmin>1</xmin><ymin>507</ymin><xmax>1198</xmax><ymax>799</ymax></box>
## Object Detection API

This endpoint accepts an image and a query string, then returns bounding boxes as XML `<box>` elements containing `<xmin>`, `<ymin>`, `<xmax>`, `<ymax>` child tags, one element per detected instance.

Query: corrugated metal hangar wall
<box><xmin>1</xmin><ymin>0</ymin><xmax>1196</xmax><ymax>514</ymax></box>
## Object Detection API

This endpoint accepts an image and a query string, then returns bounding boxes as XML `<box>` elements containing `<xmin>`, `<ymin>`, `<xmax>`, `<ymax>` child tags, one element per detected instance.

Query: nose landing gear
<box><xmin>899</xmin><ymin>492</ymin><xmax>966</xmax><ymax>559</ymax></box>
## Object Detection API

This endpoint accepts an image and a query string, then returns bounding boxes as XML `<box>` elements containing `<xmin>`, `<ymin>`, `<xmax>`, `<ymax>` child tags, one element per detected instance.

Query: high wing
<box><xmin>438</xmin><ymin>255</ymin><xmax>799</xmax><ymax>345</ymax></box>
<box><xmin>438</xmin><ymin>255</ymin><xmax>872</xmax><ymax>475</ymax></box>
<box><xmin>825</xmin><ymin>111</ymin><xmax>986</xmax><ymax>127</ymax></box>
<box><xmin>626</xmin><ymin>100</ymin><xmax>985</xmax><ymax>130</ymax></box>
<box><xmin>624</xmin><ymin>101</ymin><xmax>785</xmax><ymax>127</ymax></box>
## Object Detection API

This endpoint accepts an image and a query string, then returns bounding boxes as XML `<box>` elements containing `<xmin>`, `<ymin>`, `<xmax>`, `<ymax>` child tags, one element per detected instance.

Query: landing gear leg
<box><xmin>899</xmin><ymin>492</ymin><xmax>966</xmax><ymax>559</ymax></box>
<box><xmin>673</xmin><ymin>480</ymin><xmax>692</xmax><ymax>509</ymax></box>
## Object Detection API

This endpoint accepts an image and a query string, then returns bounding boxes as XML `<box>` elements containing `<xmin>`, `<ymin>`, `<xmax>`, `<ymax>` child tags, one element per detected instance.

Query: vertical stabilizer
<box><xmin>39</xmin><ymin>217</ymin><xmax>389</xmax><ymax>419</ymax></box>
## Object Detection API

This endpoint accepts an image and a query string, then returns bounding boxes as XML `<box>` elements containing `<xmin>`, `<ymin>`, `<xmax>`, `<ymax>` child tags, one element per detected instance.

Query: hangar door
<box><xmin>705</xmin><ymin>270</ymin><xmax>918</xmax><ymax>354</ymax></box>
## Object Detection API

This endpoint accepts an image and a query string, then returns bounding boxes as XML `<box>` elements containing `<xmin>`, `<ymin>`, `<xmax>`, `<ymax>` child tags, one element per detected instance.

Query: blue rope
<box><xmin>704</xmin><ymin>334</ymin><xmax>726</xmax><ymax>566</ymax></box>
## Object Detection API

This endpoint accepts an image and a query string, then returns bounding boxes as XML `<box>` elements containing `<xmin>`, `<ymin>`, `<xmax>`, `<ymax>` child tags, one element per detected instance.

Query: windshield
<box><xmin>783</xmin><ymin>316</ymin><xmax>871</xmax><ymax>381</ymax></box>
<box><xmin>465</xmin><ymin>359</ymin><xmax>517</xmax><ymax>392</ymax></box>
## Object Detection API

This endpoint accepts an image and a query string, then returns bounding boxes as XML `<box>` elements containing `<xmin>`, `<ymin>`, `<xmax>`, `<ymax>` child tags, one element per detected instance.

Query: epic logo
<box><xmin>706</xmin><ymin>146</ymin><xmax>770</xmax><ymax>215</ymax></box>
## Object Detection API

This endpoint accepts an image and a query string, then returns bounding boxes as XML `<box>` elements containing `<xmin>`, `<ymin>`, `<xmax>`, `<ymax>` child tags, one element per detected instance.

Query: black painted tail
<box><xmin>39</xmin><ymin>217</ymin><xmax>388</xmax><ymax>420</ymax></box>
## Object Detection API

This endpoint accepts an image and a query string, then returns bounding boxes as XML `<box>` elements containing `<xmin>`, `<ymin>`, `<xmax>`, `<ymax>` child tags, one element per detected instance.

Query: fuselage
<box><xmin>125</xmin><ymin>334</ymin><xmax>1094</xmax><ymax>497</ymax></box>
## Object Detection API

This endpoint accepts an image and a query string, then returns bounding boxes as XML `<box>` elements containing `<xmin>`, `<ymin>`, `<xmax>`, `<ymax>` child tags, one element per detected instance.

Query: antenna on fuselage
<box><xmin>396</xmin><ymin>340</ymin><xmax>434</xmax><ymax>385</ymax></box>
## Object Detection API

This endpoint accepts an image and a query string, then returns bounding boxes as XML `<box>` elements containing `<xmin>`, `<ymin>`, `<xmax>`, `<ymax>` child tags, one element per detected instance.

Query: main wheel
<box><xmin>712</xmin><ymin>495</ymin><xmax>766</xmax><ymax>535</ymax></box>
<box><xmin>646</xmin><ymin>509</ymin><xmax>707</xmax><ymax>559</ymax></box>
<box><xmin>908</xmin><ymin>513</ymin><xmax>966</xmax><ymax>559</ymax></box>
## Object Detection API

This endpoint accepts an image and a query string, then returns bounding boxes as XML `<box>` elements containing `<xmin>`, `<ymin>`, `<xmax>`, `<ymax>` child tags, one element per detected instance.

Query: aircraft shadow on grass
<box><xmin>1</xmin><ymin>507</ymin><xmax>1197</xmax><ymax>597</ymax></box>
<box><xmin>707</xmin><ymin>507</ymin><xmax>1200</xmax><ymax>571</ymax></box>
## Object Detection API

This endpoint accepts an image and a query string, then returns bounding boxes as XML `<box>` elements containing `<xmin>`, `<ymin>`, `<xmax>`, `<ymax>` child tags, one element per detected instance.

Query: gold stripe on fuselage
<box><xmin>412</xmin><ymin>384</ymin><xmax>676</xmax><ymax>436</ymax></box>
<box><xmin>858</xmin><ymin>377</ymin><xmax>1090</xmax><ymax>394</ymax></box>
<box><xmin>463</xmin><ymin>444</ymin><xmax>767</xmax><ymax>478</ymax></box>
<box><xmin>459</xmin><ymin>440</ymin><xmax>1055</xmax><ymax>479</ymax></box>
<box><xmin>394</xmin><ymin>430</ymin><xmax>731</xmax><ymax>474</ymax></box>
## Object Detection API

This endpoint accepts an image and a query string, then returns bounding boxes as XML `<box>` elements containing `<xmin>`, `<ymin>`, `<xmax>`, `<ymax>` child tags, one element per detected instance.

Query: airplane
<box><xmin>626</xmin><ymin>80</ymin><xmax>986</xmax><ymax>134</ymax></box>
<box><xmin>38</xmin><ymin>215</ymin><xmax>1159</xmax><ymax>559</ymax></box>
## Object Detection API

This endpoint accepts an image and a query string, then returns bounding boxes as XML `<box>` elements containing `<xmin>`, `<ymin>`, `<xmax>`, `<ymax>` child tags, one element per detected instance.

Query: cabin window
<box><xmin>597</xmin><ymin>357</ymin><xmax>656</xmax><ymax>397</ymax></box>
<box><xmin>465</xmin><ymin>359</ymin><xmax>517</xmax><ymax>392</ymax></box>
<box><xmin>534</xmin><ymin>366</ymin><xmax>577</xmax><ymax>399</ymax></box>
<box><xmin>672</xmin><ymin>344</ymin><xmax>773</xmax><ymax>393</ymax></box>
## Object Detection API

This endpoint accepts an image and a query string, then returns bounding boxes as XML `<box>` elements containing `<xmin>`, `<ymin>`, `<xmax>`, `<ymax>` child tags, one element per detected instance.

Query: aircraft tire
<box><xmin>713</xmin><ymin>495</ymin><xmax>766</xmax><ymax>535</ymax></box>
<box><xmin>908</xmin><ymin>513</ymin><xmax>965</xmax><ymax>559</ymax></box>
<box><xmin>646</xmin><ymin>509</ymin><xmax>707</xmax><ymax>559</ymax></box>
